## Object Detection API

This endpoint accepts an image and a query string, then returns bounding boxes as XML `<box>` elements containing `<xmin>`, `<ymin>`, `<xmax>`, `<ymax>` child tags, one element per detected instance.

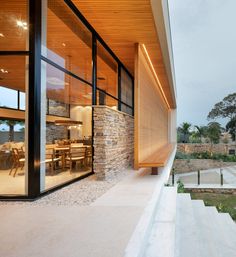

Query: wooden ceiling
<box><xmin>0</xmin><ymin>0</ymin><xmax>175</xmax><ymax>108</ymax></box>
<box><xmin>72</xmin><ymin>0</ymin><xmax>175</xmax><ymax>108</ymax></box>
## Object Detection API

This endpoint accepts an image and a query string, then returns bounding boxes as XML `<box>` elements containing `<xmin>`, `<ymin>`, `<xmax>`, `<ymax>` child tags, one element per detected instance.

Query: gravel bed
<box><xmin>0</xmin><ymin>169</ymin><xmax>131</xmax><ymax>206</ymax></box>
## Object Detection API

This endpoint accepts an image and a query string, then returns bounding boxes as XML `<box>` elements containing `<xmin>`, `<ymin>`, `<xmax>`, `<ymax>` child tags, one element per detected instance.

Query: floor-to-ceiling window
<box><xmin>0</xmin><ymin>0</ymin><xmax>28</xmax><ymax>196</ymax></box>
<box><xmin>120</xmin><ymin>67</ymin><xmax>133</xmax><ymax>115</ymax></box>
<box><xmin>40</xmin><ymin>0</ymin><xmax>93</xmax><ymax>191</ymax></box>
<box><xmin>0</xmin><ymin>0</ymin><xmax>134</xmax><ymax>199</ymax></box>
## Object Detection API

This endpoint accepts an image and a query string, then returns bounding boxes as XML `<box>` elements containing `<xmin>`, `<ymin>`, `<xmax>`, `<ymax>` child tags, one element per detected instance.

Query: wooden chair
<box><xmin>9</xmin><ymin>148</ymin><xmax>25</xmax><ymax>177</ymax></box>
<box><xmin>45</xmin><ymin>149</ymin><xmax>62</xmax><ymax>175</ymax></box>
<box><xmin>85</xmin><ymin>146</ymin><xmax>92</xmax><ymax>166</ymax></box>
<box><xmin>65</xmin><ymin>146</ymin><xmax>86</xmax><ymax>173</ymax></box>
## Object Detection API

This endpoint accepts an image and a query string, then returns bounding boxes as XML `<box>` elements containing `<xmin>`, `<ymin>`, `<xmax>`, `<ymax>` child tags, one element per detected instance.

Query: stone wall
<box><xmin>174</xmin><ymin>159</ymin><xmax>236</xmax><ymax>173</ymax></box>
<box><xmin>177</xmin><ymin>143</ymin><xmax>236</xmax><ymax>155</ymax></box>
<box><xmin>93</xmin><ymin>106</ymin><xmax>134</xmax><ymax>180</ymax></box>
<box><xmin>46</xmin><ymin>123</ymin><xmax>67</xmax><ymax>144</ymax></box>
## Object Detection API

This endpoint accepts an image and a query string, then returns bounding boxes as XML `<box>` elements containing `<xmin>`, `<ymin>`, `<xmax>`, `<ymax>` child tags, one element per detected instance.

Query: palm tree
<box><xmin>179</xmin><ymin>122</ymin><xmax>192</xmax><ymax>143</ymax></box>
<box><xmin>195</xmin><ymin>125</ymin><xmax>208</xmax><ymax>143</ymax></box>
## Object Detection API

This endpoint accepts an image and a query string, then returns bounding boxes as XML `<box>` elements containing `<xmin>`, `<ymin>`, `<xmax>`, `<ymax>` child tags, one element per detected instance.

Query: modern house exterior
<box><xmin>0</xmin><ymin>0</ymin><xmax>177</xmax><ymax>200</ymax></box>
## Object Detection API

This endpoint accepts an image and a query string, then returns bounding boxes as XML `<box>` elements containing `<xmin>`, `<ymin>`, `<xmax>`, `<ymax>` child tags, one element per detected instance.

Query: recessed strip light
<box><xmin>0</xmin><ymin>33</ymin><xmax>4</xmax><ymax>38</ymax></box>
<box><xmin>141</xmin><ymin>44</ymin><xmax>170</xmax><ymax>109</ymax></box>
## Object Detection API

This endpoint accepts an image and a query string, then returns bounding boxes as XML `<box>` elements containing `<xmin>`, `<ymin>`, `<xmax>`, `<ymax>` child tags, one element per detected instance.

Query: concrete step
<box><xmin>204</xmin><ymin>206</ymin><xmax>235</xmax><ymax>257</ymax></box>
<box><xmin>192</xmin><ymin>200</ymin><xmax>221</xmax><ymax>257</ymax></box>
<box><xmin>143</xmin><ymin>186</ymin><xmax>177</xmax><ymax>257</ymax></box>
<box><xmin>218</xmin><ymin>212</ymin><xmax>236</xmax><ymax>230</ymax></box>
<box><xmin>205</xmin><ymin>206</ymin><xmax>236</xmax><ymax>256</ymax></box>
<box><xmin>174</xmin><ymin>193</ymin><xmax>200</xmax><ymax>257</ymax></box>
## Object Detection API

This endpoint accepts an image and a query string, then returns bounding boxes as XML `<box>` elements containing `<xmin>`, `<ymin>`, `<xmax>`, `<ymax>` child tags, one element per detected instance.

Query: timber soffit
<box><xmin>72</xmin><ymin>0</ymin><xmax>176</xmax><ymax>108</ymax></box>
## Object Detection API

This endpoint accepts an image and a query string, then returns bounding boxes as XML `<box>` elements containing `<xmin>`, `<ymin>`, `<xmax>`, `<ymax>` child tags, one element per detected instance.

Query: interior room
<box><xmin>0</xmin><ymin>0</ymin><xmax>133</xmax><ymax>196</ymax></box>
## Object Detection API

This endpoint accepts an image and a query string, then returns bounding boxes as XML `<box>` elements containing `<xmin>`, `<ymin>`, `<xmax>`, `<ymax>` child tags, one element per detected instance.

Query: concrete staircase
<box><xmin>142</xmin><ymin>187</ymin><xmax>236</xmax><ymax>257</ymax></box>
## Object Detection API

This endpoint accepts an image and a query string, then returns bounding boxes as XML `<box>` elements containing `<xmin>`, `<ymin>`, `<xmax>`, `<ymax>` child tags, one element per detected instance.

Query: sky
<box><xmin>168</xmin><ymin>0</ymin><xmax>236</xmax><ymax>127</ymax></box>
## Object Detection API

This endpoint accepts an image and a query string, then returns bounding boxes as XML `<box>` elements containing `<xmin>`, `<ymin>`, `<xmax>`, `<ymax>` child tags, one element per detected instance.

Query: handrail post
<box><xmin>220</xmin><ymin>168</ymin><xmax>223</xmax><ymax>186</ymax></box>
<box><xmin>197</xmin><ymin>170</ymin><xmax>200</xmax><ymax>185</ymax></box>
<box><xmin>172</xmin><ymin>168</ymin><xmax>175</xmax><ymax>186</ymax></box>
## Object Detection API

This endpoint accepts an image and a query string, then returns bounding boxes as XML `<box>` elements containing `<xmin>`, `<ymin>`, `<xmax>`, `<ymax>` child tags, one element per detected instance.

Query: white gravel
<box><xmin>0</xmin><ymin>169</ymin><xmax>131</xmax><ymax>206</ymax></box>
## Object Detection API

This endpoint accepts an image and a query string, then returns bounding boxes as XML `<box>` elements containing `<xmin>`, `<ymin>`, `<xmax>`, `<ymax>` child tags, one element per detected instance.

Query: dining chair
<box><xmin>65</xmin><ymin>146</ymin><xmax>86</xmax><ymax>173</ymax></box>
<box><xmin>85</xmin><ymin>146</ymin><xmax>92</xmax><ymax>166</ymax></box>
<box><xmin>9</xmin><ymin>148</ymin><xmax>25</xmax><ymax>177</ymax></box>
<box><xmin>45</xmin><ymin>148</ymin><xmax>62</xmax><ymax>175</ymax></box>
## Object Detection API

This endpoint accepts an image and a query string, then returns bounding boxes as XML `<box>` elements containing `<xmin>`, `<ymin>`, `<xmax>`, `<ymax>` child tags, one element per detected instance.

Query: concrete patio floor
<box><xmin>0</xmin><ymin>168</ymin><xmax>160</xmax><ymax>257</ymax></box>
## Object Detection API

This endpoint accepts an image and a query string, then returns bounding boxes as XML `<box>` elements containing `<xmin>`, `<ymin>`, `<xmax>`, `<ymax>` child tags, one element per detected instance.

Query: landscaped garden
<box><xmin>175</xmin><ymin>151</ymin><xmax>236</xmax><ymax>162</ymax></box>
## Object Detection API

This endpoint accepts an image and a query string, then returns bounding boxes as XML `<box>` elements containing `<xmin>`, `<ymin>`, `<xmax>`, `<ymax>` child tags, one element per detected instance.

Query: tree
<box><xmin>207</xmin><ymin>122</ymin><xmax>222</xmax><ymax>144</ymax></box>
<box><xmin>1</xmin><ymin>120</ymin><xmax>24</xmax><ymax>142</ymax></box>
<box><xmin>178</xmin><ymin>122</ymin><xmax>192</xmax><ymax>143</ymax></box>
<box><xmin>226</xmin><ymin>117</ymin><xmax>236</xmax><ymax>141</ymax></box>
<box><xmin>195</xmin><ymin>125</ymin><xmax>208</xmax><ymax>143</ymax></box>
<box><xmin>208</xmin><ymin>93</ymin><xmax>236</xmax><ymax>141</ymax></box>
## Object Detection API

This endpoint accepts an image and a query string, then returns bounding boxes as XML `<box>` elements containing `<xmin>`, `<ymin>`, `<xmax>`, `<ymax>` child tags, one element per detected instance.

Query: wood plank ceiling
<box><xmin>72</xmin><ymin>0</ymin><xmax>175</xmax><ymax>108</ymax></box>
<box><xmin>0</xmin><ymin>0</ymin><xmax>175</xmax><ymax>108</ymax></box>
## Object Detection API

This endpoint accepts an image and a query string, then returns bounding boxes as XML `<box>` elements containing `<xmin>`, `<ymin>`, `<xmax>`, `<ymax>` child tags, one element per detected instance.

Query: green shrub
<box><xmin>175</xmin><ymin>151</ymin><xmax>191</xmax><ymax>159</ymax></box>
<box><xmin>177</xmin><ymin>180</ymin><xmax>185</xmax><ymax>193</ymax></box>
<box><xmin>175</xmin><ymin>151</ymin><xmax>236</xmax><ymax>162</ymax></box>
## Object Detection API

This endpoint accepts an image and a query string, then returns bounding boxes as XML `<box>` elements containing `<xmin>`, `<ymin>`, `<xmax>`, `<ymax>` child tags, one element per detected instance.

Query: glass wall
<box><xmin>0</xmin><ymin>55</ymin><xmax>28</xmax><ymax>195</ymax></box>
<box><xmin>97</xmin><ymin>42</ymin><xmax>118</xmax><ymax>101</ymax></box>
<box><xmin>40</xmin><ymin>0</ymin><xmax>93</xmax><ymax>191</ymax></box>
<box><xmin>0</xmin><ymin>0</ymin><xmax>134</xmax><ymax>198</ymax></box>
<box><xmin>120</xmin><ymin>68</ymin><xmax>133</xmax><ymax>115</ymax></box>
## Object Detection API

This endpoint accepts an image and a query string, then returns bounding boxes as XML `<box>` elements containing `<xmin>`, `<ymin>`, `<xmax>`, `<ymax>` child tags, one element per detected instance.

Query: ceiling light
<box><xmin>0</xmin><ymin>69</ymin><xmax>9</xmax><ymax>73</ymax></box>
<box><xmin>62</xmin><ymin>43</ymin><xmax>66</xmax><ymax>47</ymax></box>
<box><xmin>17</xmin><ymin>20</ymin><xmax>28</xmax><ymax>30</ymax></box>
<box><xmin>0</xmin><ymin>33</ymin><xmax>4</xmax><ymax>38</ymax></box>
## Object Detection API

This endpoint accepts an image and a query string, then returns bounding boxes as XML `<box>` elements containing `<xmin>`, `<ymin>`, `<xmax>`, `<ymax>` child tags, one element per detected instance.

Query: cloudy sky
<box><xmin>168</xmin><ymin>0</ymin><xmax>236</xmax><ymax>127</ymax></box>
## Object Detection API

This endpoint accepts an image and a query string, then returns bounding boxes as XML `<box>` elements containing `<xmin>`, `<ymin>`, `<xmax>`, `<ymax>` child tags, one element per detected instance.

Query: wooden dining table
<box><xmin>46</xmin><ymin>144</ymin><xmax>90</xmax><ymax>171</ymax></box>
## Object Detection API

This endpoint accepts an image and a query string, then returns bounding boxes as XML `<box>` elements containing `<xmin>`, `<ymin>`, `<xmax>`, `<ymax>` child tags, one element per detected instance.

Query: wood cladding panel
<box><xmin>135</xmin><ymin>44</ymin><xmax>169</xmax><ymax>165</ymax></box>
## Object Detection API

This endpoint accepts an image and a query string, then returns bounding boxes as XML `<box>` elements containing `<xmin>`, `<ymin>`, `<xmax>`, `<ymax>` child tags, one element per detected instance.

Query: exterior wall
<box><xmin>93</xmin><ymin>106</ymin><xmax>134</xmax><ymax>180</ymax></box>
<box><xmin>134</xmin><ymin>44</ymin><xmax>169</xmax><ymax>167</ymax></box>
<box><xmin>177</xmin><ymin>143</ymin><xmax>236</xmax><ymax>155</ymax></box>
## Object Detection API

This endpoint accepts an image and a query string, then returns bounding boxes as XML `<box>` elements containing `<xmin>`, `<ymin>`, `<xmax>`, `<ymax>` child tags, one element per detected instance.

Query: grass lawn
<box><xmin>190</xmin><ymin>192</ymin><xmax>236</xmax><ymax>221</ymax></box>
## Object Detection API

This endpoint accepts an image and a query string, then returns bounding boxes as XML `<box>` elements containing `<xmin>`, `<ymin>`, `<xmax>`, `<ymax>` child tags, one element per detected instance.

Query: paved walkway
<box><xmin>0</xmin><ymin>168</ymin><xmax>161</xmax><ymax>257</ymax></box>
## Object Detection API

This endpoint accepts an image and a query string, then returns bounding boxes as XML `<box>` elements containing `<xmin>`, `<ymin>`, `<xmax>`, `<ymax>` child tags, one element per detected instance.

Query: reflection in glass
<box><xmin>41</xmin><ymin>61</ymin><xmax>92</xmax><ymax>191</ymax></box>
<box><xmin>97</xmin><ymin>90</ymin><xmax>118</xmax><ymax>110</ymax></box>
<box><xmin>42</xmin><ymin>0</ymin><xmax>92</xmax><ymax>82</ymax></box>
<box><xmin>97</xmin><ymin>42</ymin><xmax>118</xmax><ymax>98</ymax></box>
<box><xmin>0</xmin><ymin>87</ymin><xmax>18</xmax><ymax>109</ymax></box>
<box><xmin>0</xmin><ymin>56</ymin><xmax>28</xmax><ymax>195</ymax></box>
<box><xmin>121</xmin><ymin>104</ymin><xmax>133</xmax><ymax>116</ymax></box>
<box><xmin>0</xmin><ymin>0</ymin><xmax>29</xmax><ymax>51</ymax></box>
<box><xmin>19</xmin><ymin>92</ymin><xmax>25</xmax><ymax>110</ymax></box>
<box><xmin>121</xmin><ymin>68</ymin><xmax>133</xmax><ymax>107</ymax></box>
